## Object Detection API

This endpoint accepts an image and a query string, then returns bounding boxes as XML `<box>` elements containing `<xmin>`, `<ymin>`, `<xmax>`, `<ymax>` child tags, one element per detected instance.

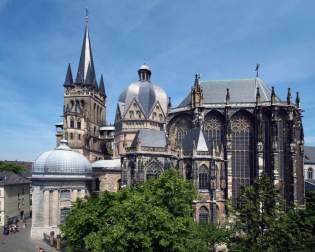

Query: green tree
<box><xmin>0</xmin><ymin>161</ymin><xmax>25</xmax><ymax>173</ymax></box>
<box><xmin>229</xmin><ymin>174</ymin><xmax>309</xmax><ymax>252</ymax></box>
<box><xmin>61</xmin><ymin>168</ymin><xmax>227</xmax><ymax>252</ymax></box>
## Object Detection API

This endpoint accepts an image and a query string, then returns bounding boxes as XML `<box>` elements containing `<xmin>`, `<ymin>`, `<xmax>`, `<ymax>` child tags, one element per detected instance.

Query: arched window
<box><xmin>199</xmin><ymin>165</ymin><xmax>209</xmax><ymax>190</ymax></box>
<box><xmin>199</xmin><ymin>207</ymin><xmax>209</xmax><ymax>224</ymax></box>
<box><xmin>100</xmin><ymin>108</ymin><xmax>103</xmax><ymax>123</ymax></box>
<box><xmin>169</xmin><ymin>115</ymin><xmax>192</xmax><ymax>149</ymax></box>
<box><xmin>152</xmin><ymin>112</ymin><xmax>157</xmax><ymax>120</ymax></box>
<box><xmin>129</xmin><ymin>162</ymin><xmax>135</xmax><ymax>185</ymax></box>
<box><xmin>176</xmin><ymin>129</ymin><xmax>185</xmax><ymax>147</ymax></box>
<box><xmin>93</xmin><ymin>103</ymin><xmax>96</xmax><ymax>121</ymax></box>
<box><xmin>129</xmin><ymin>111</ymin><xmax>134</xmax><ymax>119</ymax></box>
<box><xmin>185</xmin><ymin>164</ymin><xmax>192</xmax><ymax>180</ymax></box>
<box><xmin>146</xmin><ymin>161</ymin><xmax>163</xmax><ymax>180</ymax></box>
<box><xmin>308</xmin><ymin>167</ymin><xmax>313</xmax><ymax>179</ymax></box>
<box><xmin>136</xmin><ymin>111</ymin><xmax>142</xmax><ymax>118</ymax></box>
<box><xmin>159</xmin><ymin>114</ymin><xmax>163</xmax><ymax>121</ymax></box>
<box><xmin>70</xmin><ymin>118</ymin><xmax>74</xmax><ymax>128</ymax></box>
<box><xmin>60</xmin><ymin>207</ymin><xmax>70</xmax><ymax>224</ymax></box>
<box><xmin>77</xmin><ymin>119</ymin><xmax>81</xmax><ymax>129</ymax></box>
<box><xmin>231</xmin><ymin>112</ymin><xmax>253</xmax><ymax>204</ymax></box>
<box><xmin>204</xmin><ymin>112</ymin><xmax>224</xmax><ymax>150</ymax></box>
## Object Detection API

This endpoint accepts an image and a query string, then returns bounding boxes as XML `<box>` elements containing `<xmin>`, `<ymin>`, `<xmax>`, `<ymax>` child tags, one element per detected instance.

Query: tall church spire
<box><xmin>75</xmin><ymin>10</ymin><xmax>96</xmax><ymax>85</ymax></box>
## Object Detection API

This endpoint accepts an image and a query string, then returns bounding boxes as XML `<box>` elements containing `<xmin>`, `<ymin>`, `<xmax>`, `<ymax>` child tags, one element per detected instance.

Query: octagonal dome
<box><xmin>32</xmin><ymin>140</ymin><xmax>91</xmax><ymax>175</ymax></box>
<box><xmin>118</xmin><ymin>64</ymin><xmax>168</xmax><ymax>117</ymax></box>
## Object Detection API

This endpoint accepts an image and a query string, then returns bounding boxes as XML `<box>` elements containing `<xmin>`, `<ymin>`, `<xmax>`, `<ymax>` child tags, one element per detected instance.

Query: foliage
<box><xmin>0</xmin><ymin>161</ymin><xmax>25</xmax><ymax>173</ymax></box>
<box><xmin>60</xmin><ymin>168</ymin><xmax>227</xmax><ymax>252</ymax></box>
<box><xmin>229</xmin><ymin>174</ymin><xmax>315</xmax><ymax>252</ymax></box>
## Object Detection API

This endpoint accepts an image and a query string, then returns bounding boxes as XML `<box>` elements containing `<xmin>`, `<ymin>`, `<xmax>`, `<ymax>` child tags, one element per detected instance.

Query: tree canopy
<box><xmin>60</xmin><ymin>168</ymin><xmax>227</xmax><ymax>252</ymax></box>
<box><xmin>229</xmin><ymin>174</ymin><xmax>315</xmax><ymax>252</ymax></box>
<box><xmin>0</xmin><ymin>161</ymin><xmax>25</xmax><ymax>173</ymax></box>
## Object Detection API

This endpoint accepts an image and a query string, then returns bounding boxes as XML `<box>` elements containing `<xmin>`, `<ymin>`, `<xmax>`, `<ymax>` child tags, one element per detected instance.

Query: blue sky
<box><xmin>1</xmin><ymin>0</ymin><xmax>315</xmax><ymax>161</ymax></box>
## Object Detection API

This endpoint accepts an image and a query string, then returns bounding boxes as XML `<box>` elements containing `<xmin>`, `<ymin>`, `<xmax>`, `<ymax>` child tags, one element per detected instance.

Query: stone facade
<box><xmin>119</xmin><ymin>74</ymin><xmax>304</xmax><ymax>224</ymax></box>
<box><xmin>31</xmin><ymin>180</ymin><xmax>89</xmax><ymax>239</ymax></box>
<box><xmin>56</xmin><ymin>24</ymin><xmax>112</xmax><ymax>162</ymax></box>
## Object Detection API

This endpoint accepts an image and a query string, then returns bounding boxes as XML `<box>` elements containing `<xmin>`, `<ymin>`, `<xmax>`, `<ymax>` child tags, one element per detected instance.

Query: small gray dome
<box><xmin>118</xmin><ymin>64</ymin><xmax>168</xmax><ymax>117</ymax></box>
<box><xmin>33</xmin><ymin>140</ymin><xmax>91</xmax><ymax>175</ymax></box>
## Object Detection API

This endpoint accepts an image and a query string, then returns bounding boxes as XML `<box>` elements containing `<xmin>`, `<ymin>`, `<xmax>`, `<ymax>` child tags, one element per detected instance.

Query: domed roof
<box><xmin>118</xmin><ymin>64</ymin><xmax>168</xmax><ymax>117</ymax></box>
<box><xmin>32</xmin><ymin>140</ymin><xmax>91</xmax><ymax>175</ymax></box>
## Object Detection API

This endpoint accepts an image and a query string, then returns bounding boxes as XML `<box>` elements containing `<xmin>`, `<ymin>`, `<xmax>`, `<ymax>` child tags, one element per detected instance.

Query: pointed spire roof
<box><xmin>84</xmin><ymin>63</ymin><xmax>94</xmax><ymax>85</ymax></box>
<box><xmin>75</xmin><ymin>25</ymin><xmax>96</xmax><ymax>85</ymax></box>
<box><xmin>64</xmin><ymin>64</ymin><xmax>74</xmax><ymax>86</ymax></box>
<box><xmin>196</xmin><ymin>128</ymin><xmax>208</xmax><ymax>152</ymax></box>
<box><xmin>99</xmin><ymin>75</ymin><xmax>106</xmax><ymax>97</ymax></box>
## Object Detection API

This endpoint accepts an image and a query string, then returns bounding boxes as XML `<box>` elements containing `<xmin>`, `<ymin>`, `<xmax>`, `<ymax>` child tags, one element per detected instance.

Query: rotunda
<box><xmin>31</xmin><ymin>140</ymin><xmax>92</xmax><ymax>239</ymax></box>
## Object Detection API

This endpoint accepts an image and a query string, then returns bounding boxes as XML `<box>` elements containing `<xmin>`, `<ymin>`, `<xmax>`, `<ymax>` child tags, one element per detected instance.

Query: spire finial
<box><xmin>84</xmin><ymin>8</ymin><xmax>89</xmax><ymax>26</ymax></box>
<box><xmin>225</xmin><ymin>88</ymin><xmax>230</xmax><ymax>105</ymax></box>
<box><xmin>168</xmin><ymin>96</ymin><xmax>172</xmax><ymax>109</ymax></box>
<box><xmin>255</xmin><ymin>63</ymin><xmax>260</xmax><ymax>78</ymax></box>
<box><xmin>256</xmin><ymin>86</ymin><xmax>261</xmax><ymax>104</ymax></box>
<box><xmin>194</xmin><ymin>73</ymin><xmax>200</xmax><ymax>86</ymax></box>
<box><xmin>296</xmin><ymin>91</ymin><xmax>300</xmax><ymax>108</ymax></box>
<box><xmin>287</xmin><ymin>87</ymin><xmax>292</xmax><ymax>105</ymax></box>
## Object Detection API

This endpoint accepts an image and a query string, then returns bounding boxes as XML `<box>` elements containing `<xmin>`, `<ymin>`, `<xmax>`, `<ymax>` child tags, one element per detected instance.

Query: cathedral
<box><xmin>50</xmin><ymin>17</ymin><xmax>304</xmax><ymax>225</ymax></box>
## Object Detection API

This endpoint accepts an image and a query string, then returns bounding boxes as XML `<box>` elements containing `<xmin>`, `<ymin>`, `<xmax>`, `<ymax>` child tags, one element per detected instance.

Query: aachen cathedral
<box><xmin>55</xmin><ymin>17</ymin><xmax>305</xmax><ymax>224</ymax></box>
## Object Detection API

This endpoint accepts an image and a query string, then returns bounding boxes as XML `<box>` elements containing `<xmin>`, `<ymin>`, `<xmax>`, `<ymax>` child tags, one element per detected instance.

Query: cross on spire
<box><xmin>84</xmin><ymin>8</ymin><xmax>89</xmax><ymax>26</ymax></box>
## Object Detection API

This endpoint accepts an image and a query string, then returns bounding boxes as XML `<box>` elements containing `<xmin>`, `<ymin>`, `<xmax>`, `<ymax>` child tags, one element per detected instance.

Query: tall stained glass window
<box><xmin>231</xmin><ymin>113</ymin><xmax>253</xmax><ymax>204</ymax></box>
<box><xmin>204</xmin><ymin>113</ymin><xmax>224</xmax><ymax>150</ymax></box>
<box><xmin>199</xmin><ymin>165</ymin><xmax>209</xmax><ymax>190</ymax></box>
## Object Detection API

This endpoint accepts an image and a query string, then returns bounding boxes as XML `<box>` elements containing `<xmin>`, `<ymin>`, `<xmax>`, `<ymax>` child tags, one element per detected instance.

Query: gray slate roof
<box><xmin>178</xmin><ymin>78</ymin><xmax>280</xmax><ymax>107</ymax></box>
<box><xmin>305</xmin><ymin>180</ymin><xmax>315</xmax><ymax>193</ymax></box>
<box><xmin>131</xmin><ymin>129</ymin><xmax>166</xmax><ymax>148</ymax></box>
<box><xmin>75</xmin><ymin>26</ymin><xmax>96</xmax><ymax>86</ymax></box>
<box><xmin>182</xmin><ymin>127</ymin><xmax>209</xmax><ymax>152</ymax></box>
<box><xmin>304</xmin><ymin>146</ymin><xmax>315</xmax><ymax>164</ymax></box>
<box><xmin>0</xmin><ymin>170</ymin><xmax>30</xmax><ymax>186</ymax></box>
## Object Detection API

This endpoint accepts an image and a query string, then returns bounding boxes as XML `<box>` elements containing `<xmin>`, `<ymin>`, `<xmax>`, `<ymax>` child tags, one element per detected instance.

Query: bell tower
<box><xmin>57</xmin><ymin>13</ymin><xmax>110</xmax><ymax>162</ymax></box>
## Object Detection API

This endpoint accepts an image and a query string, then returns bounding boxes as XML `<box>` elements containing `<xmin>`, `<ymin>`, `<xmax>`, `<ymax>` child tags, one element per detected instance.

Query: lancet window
<box><xmin>204</xmin><ymin>113</ymin><xmax>224</xmax><ymax>150</ymax></box>
<box><xmin>231</xmin><ymin>112</ymin><xmax>253</xmax><ymax>204</ymax></box>
<box><xmin>199</xmin><ymin>165</ymin><xmax>209</xmax><ymax>190</ymax></box>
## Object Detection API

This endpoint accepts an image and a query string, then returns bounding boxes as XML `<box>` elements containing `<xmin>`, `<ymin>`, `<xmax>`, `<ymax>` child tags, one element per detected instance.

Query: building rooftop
<box><xmin>0</xmin><ymin>170</ymin><xmax>30</xmax><ymax>186</ymax></box>
<box><xmin>177</xmin><ymin>78</ymin><xmax>281</xmax><ymax>107</ymax></box>
<box><xmin>131</xmin><ymin>129</ymin><xmax>167</xmax><ymax>148</ymax></box>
